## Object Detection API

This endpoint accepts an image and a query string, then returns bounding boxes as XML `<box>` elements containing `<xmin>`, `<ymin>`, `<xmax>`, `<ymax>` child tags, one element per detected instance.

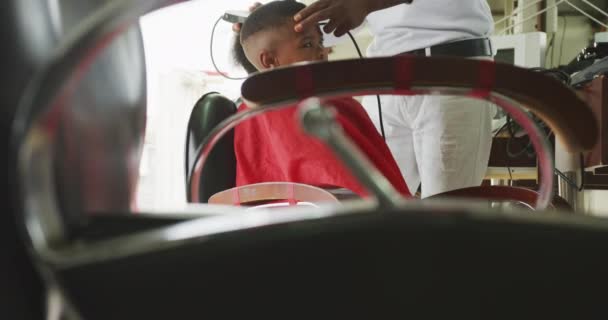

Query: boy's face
<box><xmin>243</xmin><ymin>20</ymin><xmax>328</xmax><ymax>70</ymax></box>
<box><xmin>272</xmin><ymin>21</ymin><xmax>328</xmax><ymax>66</ymax></box>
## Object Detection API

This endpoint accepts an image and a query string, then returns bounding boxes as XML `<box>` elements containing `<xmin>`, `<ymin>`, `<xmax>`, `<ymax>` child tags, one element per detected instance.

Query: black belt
<box><xmin>400</xmin><ymin>38</ymin><xmax>493</xmax><ymax>58</ymax></box>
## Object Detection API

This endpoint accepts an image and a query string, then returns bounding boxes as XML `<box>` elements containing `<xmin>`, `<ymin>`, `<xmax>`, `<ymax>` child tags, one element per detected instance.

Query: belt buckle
<box><xmin>424</xmin><ymin>47</ymin><xmax>432</xmax><ymax>57</ymax></box>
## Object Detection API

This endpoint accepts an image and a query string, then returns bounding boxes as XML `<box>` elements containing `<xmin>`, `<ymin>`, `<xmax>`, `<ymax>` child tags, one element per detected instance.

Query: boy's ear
<box><xmin>260</xmin><ymin>50</ymin><xmax>278</xmax><ymax>69</ymax></box>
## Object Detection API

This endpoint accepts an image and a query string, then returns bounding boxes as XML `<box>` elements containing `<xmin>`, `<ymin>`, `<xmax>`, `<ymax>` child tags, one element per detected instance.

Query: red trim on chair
<box><xmin>394</xmin><ymin>56</ymin><xmax>415</xmax><ymax>91</ymax></box>
<box><xmin>469</xmin><ymin>60</ymin><xmax>496</xmax><ymax>99</ymax></box>
<box><xmin>232</xmin><ymin>188</ymin><xmax>241</xmax><ymax>206</ymax></box>
<box><xmin>287</xmin><ymin>183</ymin><xmax>296</xmax><ymax>206</ymax></box>
<box><xmin>295</xmin><ymin>66</ymin><xmax>315</xmax><ymax>99</ymax></box>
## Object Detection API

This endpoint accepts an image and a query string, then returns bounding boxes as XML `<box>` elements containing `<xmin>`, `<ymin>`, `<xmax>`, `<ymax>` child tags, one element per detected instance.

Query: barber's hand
<box><xmin>294</xmin><ymin>0</ymin><xmax>372</xmax><ymax>37</ymax></box>
<box><xmin>294</xmin><ymin>0</ymin><xmax>407</xmax><ymax>37</ymax></box>
<box><xmin>232</xmin><ymin>2</ymin><xmax>262</xmax><ymax>33</ymax></box>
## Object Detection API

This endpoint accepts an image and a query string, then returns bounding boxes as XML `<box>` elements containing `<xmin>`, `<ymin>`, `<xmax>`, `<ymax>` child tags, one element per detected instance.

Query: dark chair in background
<box><xmin>185</xmin><ymin>92</ymin><xmax>237</xmax><ymax>203</ymax></box>
<box><xmin>4</xmin><ymin>1</ymin><xmax>154</xmax><ymax>318</ymax></box>
<box><xmin>1</xmin><ymin>1</ymin><xmax>56</xmax><ymax>317</ymax></box>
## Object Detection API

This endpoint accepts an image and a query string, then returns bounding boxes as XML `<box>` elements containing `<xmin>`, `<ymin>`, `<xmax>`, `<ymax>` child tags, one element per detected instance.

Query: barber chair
<box><xmin>6</xmin><ymin>1</ymin><xmax>187</xmax><ymax>318</ymax></box>
<box><xmin>1</xmin><ymin>0</ymin><xmax>147</xmax><ymax>317</ymax></box>
<box><xmin>185</xmin><ymin>92</ymin><xmax>237</xmax><ymax>203</ymax></box>
<box><xmin>9</xmin><ymin>1</ymin><xmax>608</xmax><ymax>319</ymax></box>
<box><xmin>185</xmin><ymin>92</ymin><xmax>356</xmax><ymax>205</ymax></box>
<box><xmin>1</xmin><ymin>1</ymin><xmax>57</xmax><ymax>318</ymax></box>
<box><xmin>183</xmin><ymin>64</ymin><xmax>571</xmax><ymax>210</ymax></box>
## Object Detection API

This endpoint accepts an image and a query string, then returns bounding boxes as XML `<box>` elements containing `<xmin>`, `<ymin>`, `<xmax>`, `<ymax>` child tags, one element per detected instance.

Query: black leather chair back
<box><xmin>53</xmin><ymin>26</ymin><xmax>146</xmax><ymax>225</ymax></box>
<box><xmin>185</xmin><ymin>93</ymin><xmax>237</xmax><ymax>203</ymax></box>
<box><xmin>5</xmin><ymin>0</ymin><xmax>146</xmax><ymax>317</ymax></box>
<box><xmin>51</xmin><ymin>0</ymin><xmax>146</xmax><ymax>222</ymax></box>
<box><xmin>1</xmin><ymin>0</ymin><xmax>61</xmax><ymax>318</ymax></box>
<box><xmin>56</xmin><ymin>206</ymin><xmax>608</xmax><ymax>319</ymax></box>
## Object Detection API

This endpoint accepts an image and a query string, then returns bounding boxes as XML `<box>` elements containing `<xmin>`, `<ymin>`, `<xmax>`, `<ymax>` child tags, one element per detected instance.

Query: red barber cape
<box><xmin>234</xmin><ymin>98</ymin><xmax>410</xmax><ymax>197</ymax></box>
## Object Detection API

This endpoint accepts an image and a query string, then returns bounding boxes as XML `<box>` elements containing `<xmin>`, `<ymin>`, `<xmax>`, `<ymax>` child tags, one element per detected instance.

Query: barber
<box><xmin>294</xmin><ymin>0</ymin><xmax>496</xmax><ymax>198</ymax></box>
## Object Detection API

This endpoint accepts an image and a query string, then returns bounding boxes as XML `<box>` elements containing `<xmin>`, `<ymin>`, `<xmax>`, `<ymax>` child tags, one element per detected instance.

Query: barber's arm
<box><xmin>294</xmin><ymin>0</ymin><xmax>412</xmax><ymax>37</ymax></box>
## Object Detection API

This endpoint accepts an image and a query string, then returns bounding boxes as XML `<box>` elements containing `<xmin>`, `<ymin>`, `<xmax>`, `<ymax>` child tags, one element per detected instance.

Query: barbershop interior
<box><xmin>4</xmin><ymin>0</ymin><xmax>608</xmax><ymax>318</ymax></box>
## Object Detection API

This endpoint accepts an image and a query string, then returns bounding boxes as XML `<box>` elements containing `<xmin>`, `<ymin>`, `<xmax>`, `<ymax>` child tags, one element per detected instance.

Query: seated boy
<box><xmin>234</xmin><ymin>0</ymin><xmax>409</xmax><ymax>198</ymax></box>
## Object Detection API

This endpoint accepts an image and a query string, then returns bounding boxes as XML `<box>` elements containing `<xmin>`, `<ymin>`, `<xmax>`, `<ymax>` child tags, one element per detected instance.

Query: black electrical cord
<box><xmin>210</xmin><ymin>16</ymin><xmax>248</xmax><ymax>81</ymax></box>
<box><xmin>345</xmin><ymin>30</ymin><xmax>363</xmax><ymax>58</ymax></box>
<box><xmin>545</xmin><ymin>32</ymin><xmax>556</xmax><ymax>68</ymax></box>
<box><xmin>344</xmin><ymin>30</ymin><xmax>386</xmax><ymax>140</ymax></box>
<box><xmin>579</xmin><ymin>153</ymin><xmax>586</xmax><ymax>192</ymax></box>
<box><xmin>558</xmin><ymin>16</ymin><xmax>568</xmax><ymax>67</ymax></box>
<box><xmin>500</xmin><ymin>67</ymin><xmax>584</xmax><ymax>192</ymax></box>
<box><xmin>502</xmin><ymin>113</ymin><xmax>585</xmax><ymax>192</ymax></box>
<box><xmin>554</xmin><ymin>153</ymin><xmax>585</xmax><ymax>192</ymax></box>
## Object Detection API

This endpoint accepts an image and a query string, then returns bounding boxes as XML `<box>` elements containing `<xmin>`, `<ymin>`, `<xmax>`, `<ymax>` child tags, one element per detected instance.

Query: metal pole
<box><xmin>298</xmin><ymin>98</ymin><xmax>404</xmax><ymax>209</ymax></box>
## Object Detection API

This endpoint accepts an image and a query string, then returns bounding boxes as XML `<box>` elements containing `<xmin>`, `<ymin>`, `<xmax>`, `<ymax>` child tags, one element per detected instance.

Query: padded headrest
<box><xmin>186</xmin><ymin>93</ymin><xmax>237</xmax><ymax>203</ymax></box>
<box><xmin>241</xmin><ymin>56</ymin><xmax>598</xmax><ymax>153</ymax></box>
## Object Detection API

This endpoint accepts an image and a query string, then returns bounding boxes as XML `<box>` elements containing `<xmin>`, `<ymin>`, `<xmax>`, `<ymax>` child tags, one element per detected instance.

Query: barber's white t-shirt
<box><xmin>365</xmin><ymin>0</ymin><xmax>494</xmax><ymax>57</ymax></box>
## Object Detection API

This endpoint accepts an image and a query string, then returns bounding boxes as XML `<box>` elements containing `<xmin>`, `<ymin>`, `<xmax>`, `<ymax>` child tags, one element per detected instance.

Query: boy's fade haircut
<box><xmin>240</xmin><ymin>0</ymin><xmax>306</xmax><ymax>43</ymax></box>
<box><xmin>232</xmin><ymin>36</ymin><xmax>257</xmax><ymax>74</ymax></box>
<box><xmin>233</xmin><ymin>0</ymin><xmax>306</xmax><ymax>73</ymax></box>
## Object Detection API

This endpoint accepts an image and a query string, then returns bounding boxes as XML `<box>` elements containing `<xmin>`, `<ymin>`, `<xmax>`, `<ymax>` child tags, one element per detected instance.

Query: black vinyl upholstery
<box><xmin>52</xmin><ymin>0</ymin><xmax>146</xmax><ymax>226</ymax></box>
<box><xmin>53</xmin><ymin>24</ymin><xmax>146</xmax><ymax>229</ymax></box>
<box><xmin>1</xmin><ymin>1</ymin><xmax>59</xmax><ymax>318</ymax></box>
<box><xmin>5</xmin><ymin>0</ymin><xmax>146</xmax><ymax>318</ymax></box>
<box><xmin>185</xmin><ymin>92</ymin><xmax>237</xmax><ymax>203</ymax></box>
<box><xmin>56</xmin><ymin>208</ymin><xmax>608</xmax><ymax>319</ymax></box>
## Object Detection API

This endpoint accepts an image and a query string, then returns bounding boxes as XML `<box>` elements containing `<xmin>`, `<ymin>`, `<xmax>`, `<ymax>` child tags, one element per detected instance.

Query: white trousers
<box><xmin>362</xmin><ymin>93</ymin><xmax>494</xmax><ymax>198</ymax></box>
